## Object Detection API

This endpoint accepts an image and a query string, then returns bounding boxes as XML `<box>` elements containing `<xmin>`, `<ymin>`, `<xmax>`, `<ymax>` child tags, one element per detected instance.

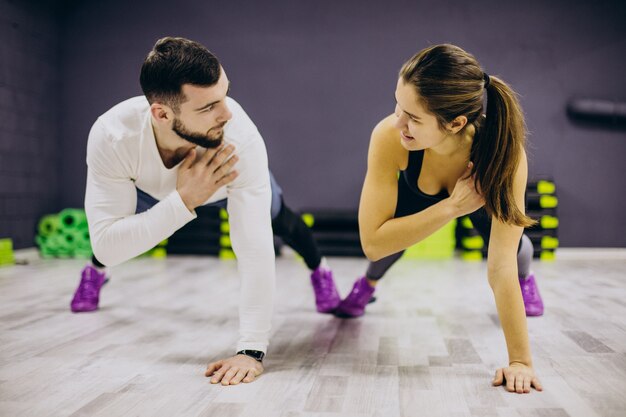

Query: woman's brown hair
<box><xmin>400</xmin><ymin>44</ymin><xmax>535</xmax><ymax>227</ymax></box>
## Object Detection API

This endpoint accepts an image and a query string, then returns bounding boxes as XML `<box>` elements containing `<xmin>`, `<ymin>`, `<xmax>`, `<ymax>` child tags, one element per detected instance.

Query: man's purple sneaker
<box><xmin>310</xmin><ymin>266</ymin><xmax>341</xmax><ymax>313</ymax></box>
<box><xmin>335</xmin><ymin>276</ymin><xmax>375</xmax><ymax>318</ymax></box>
<box><xmin>519</xmin><ymin>272</ymin><xmax>544</xmax><ymax>316</ymax></box>
<box><xmin>70</xmin><ymin>265</ymin><xmax>108</xmax><ymax>313</ymax></box>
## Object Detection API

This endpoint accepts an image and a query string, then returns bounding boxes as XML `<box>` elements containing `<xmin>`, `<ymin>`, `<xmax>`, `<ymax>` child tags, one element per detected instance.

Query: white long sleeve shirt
<box><xmin>84</xmin><ymin>96</ymin><xmax>275</xmax><ymax>353</ymax></box>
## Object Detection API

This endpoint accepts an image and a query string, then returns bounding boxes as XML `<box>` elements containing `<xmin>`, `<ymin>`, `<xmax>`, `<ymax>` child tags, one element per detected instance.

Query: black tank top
<box><xmin>395</xmin><ymin>149</ymin><xmax>494</xmax><ymax>245</ymax></box>
<box><xmin>395</xmin><ymin>150</ymin><xmax>448</xmax><ymax>217</ymax></box>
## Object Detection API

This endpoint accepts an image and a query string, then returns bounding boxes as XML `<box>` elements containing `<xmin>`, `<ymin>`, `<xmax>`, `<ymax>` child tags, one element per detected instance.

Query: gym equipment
<box><xmin>300</xmin><ymin>209</ymin><xmax>364</xmax><ymax>257</ymax></box>
<box><xmin>457</xmin><ymin>178</ymin><xmax>559</xmax><ymax>261</ymax></box>
<box><xmin>0</xmin><ymin>238</ymin><xmax>15</xmax><ymax>266</ymax></box>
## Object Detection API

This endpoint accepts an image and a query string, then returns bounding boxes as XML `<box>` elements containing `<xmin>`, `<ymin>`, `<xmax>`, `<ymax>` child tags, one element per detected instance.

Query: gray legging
<box><xmin>367</xmin><ymin>233</ymin><xmax>533</xmax><ymax>280</ymax></box>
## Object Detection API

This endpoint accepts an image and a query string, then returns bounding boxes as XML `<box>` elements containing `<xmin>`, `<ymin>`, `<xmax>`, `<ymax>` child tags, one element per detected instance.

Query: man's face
<box><xmin>172</xmin><ymin>69</ymin><xmax>232</xmax><ymax>148</ymax></box>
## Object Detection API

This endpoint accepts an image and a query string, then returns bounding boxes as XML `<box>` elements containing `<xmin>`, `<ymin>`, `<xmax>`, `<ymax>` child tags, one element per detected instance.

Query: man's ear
<box><xmin>150</xmin><ymin>102</ymin><xmax>174</xmax><ymax>124</ymax></box>
<box><xmin>447</xmin><ymin>115</ymin><xmax>468</xmax><ymax>134</ymax></box>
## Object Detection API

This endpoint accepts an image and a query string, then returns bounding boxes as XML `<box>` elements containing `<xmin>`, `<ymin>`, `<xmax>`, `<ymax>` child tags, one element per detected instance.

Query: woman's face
<box><xmin>393</xmin><ymin>78</ymin><xmax>447</xmax><ymax>151</ymax></box>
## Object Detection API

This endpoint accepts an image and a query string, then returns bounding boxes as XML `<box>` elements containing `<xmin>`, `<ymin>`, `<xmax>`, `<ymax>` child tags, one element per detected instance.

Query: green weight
<box><xmin>539</xmin><ymin>195</ymin><xmax>558</xmax><ymax>209</ymax></box>
<box><xmin>461</xmin><ymin>216</ymin><xmax>474</xmax><ymax>229</ymax></box>
<box><xmin>301</xmin><ymin>213</ymin><xmax>315</xmax><ymax>228</ymax></box>
<box><xmin>219</xmin><ymin>249</ymin><xmax>236</xmax><ymax>259</ymax></box>
<box><xmin>540</xmin><ymin>215</ymin><xmax>559</xmax><ymax>229</ymax></box>
<box><xmin>462</xmin><ymin>235</ymin><xmax>484</xmax><ymax>250</ymax></box>
<box><xmin>537</xmin><ymin>180</ymin><xmax>555</xmax><ymax>194</ymax></box>
<box><xmin>220</xmin><ymin>235</ymin><xmax>232</xmax><ymax>248</ymax></box>
<box><xmin>541</xmin><ymin>236</ymin><xmax>559</xmax><ymax>249</ymax></box>
<box><xmin>461</xmin><ymin>250</ymin><xmax>483</xmax><ymax>261</ymax></box>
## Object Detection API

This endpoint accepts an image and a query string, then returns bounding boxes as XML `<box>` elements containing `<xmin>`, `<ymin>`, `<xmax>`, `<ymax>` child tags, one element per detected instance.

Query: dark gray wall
<box><xmin>0</xmin><ymin>0</ymin><xmax>60</xmax><ymax>249</ymax></box>
<box><xmin>4</xmin><ymin>0</ymin><xmax>625</xmax><ymax>248</ymax></box>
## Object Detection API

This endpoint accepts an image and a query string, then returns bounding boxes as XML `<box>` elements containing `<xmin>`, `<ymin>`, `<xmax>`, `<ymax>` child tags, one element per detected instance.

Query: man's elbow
<box><xmin>90</xmin><ymin>241</ymin><xmax>121</xmax><ymax>267</ymax></box>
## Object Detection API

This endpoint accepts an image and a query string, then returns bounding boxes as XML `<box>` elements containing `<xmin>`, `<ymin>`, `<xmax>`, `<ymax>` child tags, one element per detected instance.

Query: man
<box><xmin>69</xmin><ymin>37</ymin><xmax>341</xmax><ymax>385</ymax></box>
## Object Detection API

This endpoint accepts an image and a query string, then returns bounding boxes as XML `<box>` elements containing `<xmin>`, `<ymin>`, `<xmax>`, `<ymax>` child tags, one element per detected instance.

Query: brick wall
<box><xmin>0</xmin><ymin>0</ymin><xmax>60</xmax><ymax>249</ymax></box>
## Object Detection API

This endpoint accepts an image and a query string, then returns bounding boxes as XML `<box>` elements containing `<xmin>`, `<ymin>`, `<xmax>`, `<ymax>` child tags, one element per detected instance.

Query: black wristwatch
<box><xmin>236</xmin><ymin>350</ymin><xmax>265</xmax><ymax>362</ymax></box>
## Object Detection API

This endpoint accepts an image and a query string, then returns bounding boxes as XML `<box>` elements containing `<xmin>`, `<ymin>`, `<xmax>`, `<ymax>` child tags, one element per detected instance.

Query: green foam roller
<box><xmin>301</xmin><ymin>213</ymin><xmax>315</xmax><ymax>228</ymax></box>
<box><xmin>48</xmin><ymin>233</ymin><xmax>70</xmax><ymax>250</ymax></box>
<box><xmin>540</xmin><ymin>251</ymin><xmax>556</xmax><ymax>261</ymax></box>
<box><xmin>541</xmin><ymin>236</ymin><xmax>559</xmax><ymax>249</ymax></box>
<box><xmin>537</xmin><ymin>180</ymin><xmax>555</xmax><ymax>194</ymax></box>
<box><xmin>462</xmin><ymin>235</ymin><xmax>484</xmax><ymax>250</ymax></box>
<box><xmin>38</xmin><ymin>214</ymin><xmax>60</xmax><ymax>237</ymax></box>
<box><xmin>540</xmin><ymin>215</ymin><xmax>559</xmax><ymax>229</ymax></box>
<box><xmin>73</xmin><ymin>249</ymin><xmax>93</xmax><ymax>259</ymax></box>
<box><xmin>35</xmin><ymin>235</ymin><xmax>47</xmax><ymax>247</ymax></box>
<box><xmin>58</xmin><ymin>209</ymin><xmax>87</xmax><ymax>230</ymax></box>
<box><xmin>75</xmin><ymin>230</ymin><xmax>92</xmax><ymax>250</ymax></box>
<box><xmin>220</xmin><ymin>222</ymin><xmax>230</xmax><ymax>233</ymax></box>
<box><xmin>219</xmin><ymin>209</ymin><xmax>229</xmax><ymax>220</ymax></box>
<box><xmin>63</xmin><ymin>229</ymin><xmax>89</xmax><ymax>250</ymax></box>
<box><xmin>539</xmin><ymin>195</ymin><xmax>558</xmax><ymax>209</ymax></box>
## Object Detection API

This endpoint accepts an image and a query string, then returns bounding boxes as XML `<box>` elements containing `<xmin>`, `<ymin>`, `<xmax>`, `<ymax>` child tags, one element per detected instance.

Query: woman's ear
<box><xmin>447</xmin><ymin>115</ymin><xmax>468</xmax><ymax>134</ymax></box>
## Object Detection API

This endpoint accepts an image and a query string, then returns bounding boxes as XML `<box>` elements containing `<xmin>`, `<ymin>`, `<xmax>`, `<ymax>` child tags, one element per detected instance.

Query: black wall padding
<box><xmin>567</xmin><ymin>98</ymin><xmax>626</xmax><ymax>127</ymax></box>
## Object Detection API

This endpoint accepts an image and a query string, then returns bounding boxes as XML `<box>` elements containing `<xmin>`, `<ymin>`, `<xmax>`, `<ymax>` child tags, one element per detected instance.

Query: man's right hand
<box><xmin>177</xmin><ymin>144</ymin><xmax>239</xmax><ymax>211</ymax></box>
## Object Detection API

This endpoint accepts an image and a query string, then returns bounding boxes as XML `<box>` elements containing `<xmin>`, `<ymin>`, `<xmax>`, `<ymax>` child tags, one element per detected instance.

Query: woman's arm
<box><xmin>358</xmin><ymin>116</ymin><xmax>483</xmax><ymax>261</ymax></box>
<box><xmin>487</xmin><ymin>150</ymin><xmax>543</xmax><ymax>393</ymax></box>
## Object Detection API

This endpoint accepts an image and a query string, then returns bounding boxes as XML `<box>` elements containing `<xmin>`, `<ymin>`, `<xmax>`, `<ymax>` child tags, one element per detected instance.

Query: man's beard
<box><xmin>172</xmin><ymin>117</ymin><xmax>225</xmax><ymax>149</ymax></box>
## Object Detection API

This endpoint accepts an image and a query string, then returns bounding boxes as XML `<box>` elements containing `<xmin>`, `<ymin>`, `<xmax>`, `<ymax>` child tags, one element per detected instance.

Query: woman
<box><xmin>336</xmin><ymin>44</ymin><xmax>543</xmax><ymax>393</ymax></box>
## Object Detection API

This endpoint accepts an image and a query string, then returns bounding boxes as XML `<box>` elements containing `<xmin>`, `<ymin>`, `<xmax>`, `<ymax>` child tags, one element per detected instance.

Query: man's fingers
<box><xmin>213</xmin><ymin>155</ymin><xmax>238</xmax><ymax>177</ymax></box>
<box><xmin>180</xmin><ymin>148</ymin><xmax>196</xmax><ymax>170</ymax></box>
<box><xmin>205</xmin><ymin>360</ymin><xmax>223</xmax><ymax>377</ymax></box>
<box><xmin>200</xmin><ymin>143</ymin><xmax>224</xmax><ymax>164</ymax></box>
<box><xmin>230</xmin><ymin>369</ymin><xmax>248</xmax><ymax>385</ymax></box>
<box><xmin>243</xmin><ymin>369</ymin><xmax>258</xmax><ymax>383</ymax></box>
<box><xmin>215</xmin><ymin>170</ymin><xmax>238</xmax><ymax>187</ymax></box>
<box><xmin>210</xmin><ymin>364</ymin><xmax>231</xmax><ymax>384</ymax></box>
<box><xmin>493</xmin><ymin>369</ymin><xmax>503</xmax><ymax>386</ymax></box>
<box><xmin>207</xmin><ymin>144</ymin><xmax>235</xmax><ymax>168</ymax></box>
<box><xmin>531</xmin><ymin>377</ymin><xmax>543</xmax><ymax>391</ymax></box>
<box><xmin>221</xmin><ymin>367</ymin><xmax>239</xmax><ymax>386</ymax></box>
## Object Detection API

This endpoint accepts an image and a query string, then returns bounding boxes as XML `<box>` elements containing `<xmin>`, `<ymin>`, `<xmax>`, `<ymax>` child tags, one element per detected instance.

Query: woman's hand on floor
<box><xmin>493</xmin><ymin>362</ymin><xmax>543</xmax><ymax>393</ymax></box>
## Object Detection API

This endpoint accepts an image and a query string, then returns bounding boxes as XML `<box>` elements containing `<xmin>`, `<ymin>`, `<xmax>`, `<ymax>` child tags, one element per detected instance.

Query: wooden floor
<box><xmin>1</xmin><ymin>249</ymin><xmax>625</xmax><ymax>417</ymax></box>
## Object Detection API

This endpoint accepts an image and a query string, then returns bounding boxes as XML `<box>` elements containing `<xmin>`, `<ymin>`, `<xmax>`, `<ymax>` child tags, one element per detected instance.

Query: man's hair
<box><xmin>139</xmin><ymin>37</ymin><xmax>221</xmax><ymax>113</ymax></box>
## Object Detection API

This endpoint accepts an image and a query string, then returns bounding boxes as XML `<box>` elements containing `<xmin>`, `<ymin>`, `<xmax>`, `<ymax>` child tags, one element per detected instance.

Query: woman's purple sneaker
<box><xmin>70</xmin><ymin>265</ymin><xmax>108</xmax><ymax>312</ymax></box>
<box><xmin>519</xmin><ymin>272</ymin><xmax>544</xmax><ymax>316</ymax></box>
<box><xmin>310</xmin><ymin>266</ymin><xmax>341</xmax><ymax>313</ymax></box>
<box><xmin>334</xmin><ymin>276</ymin><xmax>375</xmax><ymax>318</ymax></box>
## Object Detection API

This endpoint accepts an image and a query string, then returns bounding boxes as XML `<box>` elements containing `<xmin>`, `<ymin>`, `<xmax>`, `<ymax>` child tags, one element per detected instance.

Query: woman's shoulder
<box><xmin>369</xmin><ymin>114</ymin><xmax>407</xmax><ymax>168</ymax></box>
